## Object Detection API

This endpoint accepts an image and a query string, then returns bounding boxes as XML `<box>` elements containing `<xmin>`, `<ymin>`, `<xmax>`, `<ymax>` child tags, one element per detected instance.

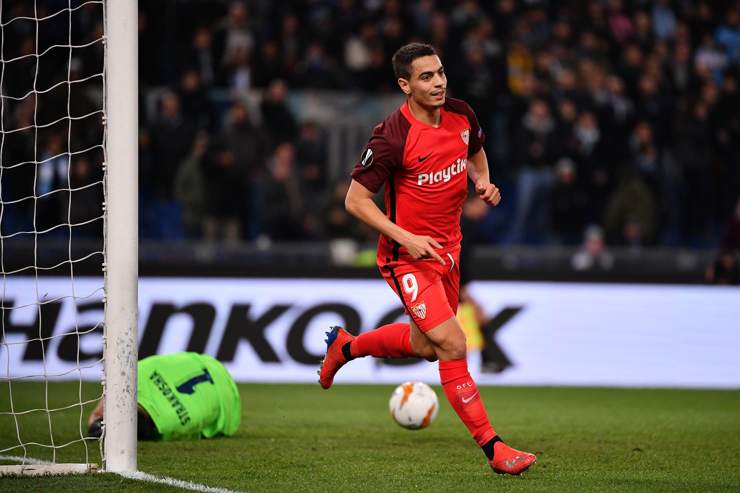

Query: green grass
<box><xmin>2</xmin><ymin>383</ymin><xmax>740</xmax><ymax>492</ymax></box>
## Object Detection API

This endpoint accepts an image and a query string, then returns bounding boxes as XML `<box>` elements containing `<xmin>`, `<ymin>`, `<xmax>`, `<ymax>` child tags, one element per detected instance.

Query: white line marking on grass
<box><xmin>118</xmin><ymin>471</ymin><xmax>246</xmax><ymax>493</ymax></box>
<box><xmin>1</xmin><ymin>454</ymin><xmax>246</xmax><ymax>493</ymax></box>
<box><xmin>0</xmin><ymin>454</ymin><xmax>52</xmax><ymax>465</ymax></box>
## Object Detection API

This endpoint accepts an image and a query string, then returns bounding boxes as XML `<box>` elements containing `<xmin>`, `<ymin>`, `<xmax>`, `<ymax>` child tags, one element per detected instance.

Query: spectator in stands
<box><xmin>428</xmin><ymin>11</ymin><xmax>452</xmax><ymax>59</ymax></box>
<box><xmin>295</xmin><ymin>121</ymin><xmax>328</xmax><ymax>210</ymax></box>
<box><xmin>410</xmin><ymin>0</ymin><xmax>435</xmax><ymax>36</ymax></box>
<box><xmin>322</xmin><ymin>180</ymin><xmax>358</xmax><ymax>241</ymax></box>
<box><xmin>506</xmin><ymin>39</ymin><xmax>534</xmax><ymax>97</ymax></box>
<box><xmin>554</xmin><ymin>99</ymin><xmax>578</xmax><ymax>153</ymax></box>
<box><xmin>691</xmin><ymin>2</ymin><xmax>717</xmax><ymax>40</ymax></box>
<box><xmin>715</xmin><ymin>7</ymin><xmax>740</xmax><ymax>64</ymax></box>
<box><xmin>716</xmin><ymin>72</ymin><xmax>740</xmax><ymax>213</ymax></box>
<box><xmin>607</xmin><ymin>0</ymin><xmax>634</xmax><ymax>45</ymax></box>
<box><xmin>674</xmin><ymin>101</ymin><xmax>715</xmax><ymax>241</ymax></box>
<box><xmin>670</xmin><ymin>41</ymin><xmax>693</xmax><ymax>94</ymax></box>
<box><xmin>379</xmin><ymin>14</ymin><xmax>405</xmax><ymax>64</ymax></box>
<box><xmin>260</xmin><ymin>79</ymin><xmax>297</xmax><ymax>148</ymax></box>
<box><xmin>213</xmin><ymin>1</ymin><xmax>254</xmax><ymax>83</ymax></box>
<box><xmin>571</xmin><ymin>225</ymin><xmax>614</xmax><ymax>271</ymax></box>
<box><xmin>550</xmin><ymin>158</ymin><xmax>589</xmax><ymax>245</ymax></box>
<box><xmin>345</xmin><ymin>22</ymin><xmax>378</xmax><ymax>82</ymax></box>
<box><xmin>604</xmin><ymin>168</ymin><xmax>657</xmax><ymax>247</ymax></box>
<box><xmin>148</xmin><ymin>91</ymin><xmax>195</xmax><ymax>239</ymax></box>
<box><xmin>201</xmin><ymin>146</ymin><xmax>243</xmax><ymax>245</ymax></box>
<box><xmin>67</xmin><ymin>58</ymin><xmax>101</xmax><ymax>147</ymax></box>
<box><xmin>190</xmin><ymin>27</ymin><xmax>217</xmax><ymax>88</ymax></box>
<box><xmin>138</xmin><ymin>12</ymin><xmax>160</xmax><ymax>86</ymax></box>
<box><xmin>36</xmin><ymin>133</ymin><xmax>68</xmax><ymax>234</ymax></box>
<box><xmin>629</xmin><ymin>121</ymin><xmax>660</xmax><ymax>195</ymax></box>
<box><xmin>178</xmin><ymin>68</ymin><xmax>212</xmax><ymax>130</ymax></box>
<box><xmin>138</xmin><ymin>129</ymin><xmax>157</xmax><ymax>238</ymax></box>
<box><xmin>174</xmin><ymin>132</ymin><xmax>208</xmax><ymax>239</ymax></box>
<box><xmin>279</xmin><ymin>14</ymin><xmax>302</xmax><ymax>78</ymax></box>
<box><xmin>259</xmin><ymin>143</ymin><xmax>305</xmax><ymax>241</ymax></box>
<box><xmin>344</xmin><ymin>22</ymin><xmax>392</xmax><ymax>91</ymax></box>
<box><xmin>572</xmin><ymin>111</ymin><xmax>607</xmax><ymax>173</ymax></box>
<box><xmin>508</xmin><ymin>98</ymin><xmax>557</xmax><ymax>243</ymax></box>
<box><xmin>1</xmin><ymin>103</ymin><xmax>35</xmax><ymax>234</ymax></box>
<box><xmin>457</xmin><ymin>192</ymin><xmax>513</xmax><ymax>374</ymax></box>
<box><xmin>604</xmin><ymin>75</ymin><xmax>635</xmax><ymax>144</ymax></box>
<box><xmin>455</xmin><ymin>44</ymin><xmax>497</xmax><ymax>133</ymax></box>
<box><xmin>635</xmin><ymin>73</ymin><xmax>671</xmax><ymax>147</ymax></box>
<box><xmin>653</xmin><ymin>0</ymin><xmax>677</xmax><ymax>41</ymax></box>
<box><xmin>253</xmin><ymin>40</ymin><xmax>283</xmax><ymax>88</ymax></box>
<box><xmin>705</xmin><ymin>251</ymin><xmax>740</xmax><ymax>285</ymax></box>
<box><xmin>294</xmin><ymin>42</ymin><xmax>339</xmax><ymax>89</ymax></box>
<box><xmin>720</xmin><ymin>197</ymin><xmax>740</xmax><ymax>252</ymax></box>
<box><xmin>150</xmin><ymin>91</ymin><xmax>196</xmax><ymax>202</ymax></box>
<box><xmin>215</xmin><ymin>100</ymin><xmax>268</xmax><ymax>180</ymax></box>
<box><xmin>5</xmin><ymin>36</ymin><xmax>36</xmax><ymax>99</ymax></box>
<box><xmin>222</xmin><ymin>44</ymin><xmax>251</xmax><ymax>96</ymax></box>
<box><xmin>202</xmin><ymin>101</ymin><xmax>267</xmax><ymax>244</ymax></box>
<box><xmin>695</xmin><ymin>34</ymin><xmax>728</xmax><ymax>84</ymax></box>
<box><xmin>69</xmin><ymin>156</ymin><xmax>104</xmax><ymax>239</ymax></box>
<box><xmin>632</xmin><ymin>10</ymin><xmax>654</xmax><ymax>50</ymax></box>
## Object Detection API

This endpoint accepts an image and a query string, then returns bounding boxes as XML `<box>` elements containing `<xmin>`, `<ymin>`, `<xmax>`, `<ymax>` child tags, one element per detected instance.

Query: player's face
<box><xmin>399</xmin><ymin>55</ymin><xmax>447</xmax><ymax>108</ymax></box>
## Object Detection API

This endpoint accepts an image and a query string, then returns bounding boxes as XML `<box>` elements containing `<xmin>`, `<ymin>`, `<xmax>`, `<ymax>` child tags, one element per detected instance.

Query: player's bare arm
<box><xmin>345</xmin><ymin>179</ymin><xmax>446</xmax><ymax>265</ymax></box>
<box><xmin>468</xmin><ymin>148</ymin><xmax>501</xmax><ymax>206</ymax></box>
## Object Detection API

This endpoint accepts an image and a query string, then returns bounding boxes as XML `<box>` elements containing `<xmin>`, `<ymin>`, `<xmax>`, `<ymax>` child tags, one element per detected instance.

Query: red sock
<box><xmin>349</xmin><ymin>323</ymin><xmax>415</xmax><ymax>358</ymax></box>
<box><xmin>439</xmin><ymin>359</ymin><xmax>496</xmax><ymax>446</ymax></box>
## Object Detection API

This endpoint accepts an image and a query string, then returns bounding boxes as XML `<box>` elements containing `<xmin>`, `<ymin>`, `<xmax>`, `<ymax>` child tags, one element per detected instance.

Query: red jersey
<box><xmin>351</xmin><ymin>97</ymin><xmax>485</xmax><ymax>264</ymax></box>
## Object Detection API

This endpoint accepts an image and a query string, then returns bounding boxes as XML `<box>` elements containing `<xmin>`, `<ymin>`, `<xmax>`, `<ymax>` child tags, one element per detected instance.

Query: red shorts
<box><xmin>380</xmin><ymin>247</ymin><xmax>461</xmax><ymax>332</ymax></box>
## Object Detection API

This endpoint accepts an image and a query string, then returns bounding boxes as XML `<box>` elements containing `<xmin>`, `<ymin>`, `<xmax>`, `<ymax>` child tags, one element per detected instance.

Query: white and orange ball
<box><xmin>389</xmin><ymin>381</ymin><xmax>439</xmax><ymax>430</ymax></box>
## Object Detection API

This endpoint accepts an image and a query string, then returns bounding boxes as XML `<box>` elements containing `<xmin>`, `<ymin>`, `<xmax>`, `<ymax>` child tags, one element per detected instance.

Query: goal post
<box><xmin>0</xmin><ymin>0</ymin><xmax>138</xmax><ymax>475</ymax></box>
<box><xmin>103</xmin><ymin>0</ymin><xmax>138</xmax><ymax>473</ymax></box>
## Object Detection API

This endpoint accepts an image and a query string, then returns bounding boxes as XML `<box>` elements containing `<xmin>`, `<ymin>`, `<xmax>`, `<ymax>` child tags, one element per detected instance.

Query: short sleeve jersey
<box><xmin>351</xmin><ymin>97</ymin><xmax>485</xmax><ymax>263</ymax></box>
<box><xmin>137</xmin><ymin>352</ymin><xmax>241</xmax><ymax>441</ymax></box>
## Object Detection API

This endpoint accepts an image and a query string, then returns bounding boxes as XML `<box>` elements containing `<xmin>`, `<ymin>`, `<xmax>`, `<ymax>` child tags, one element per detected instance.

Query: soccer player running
<box><xmin>319</xmin><ymin>43</ymin><xmax>536</xmax><ymax>475</ymax></box>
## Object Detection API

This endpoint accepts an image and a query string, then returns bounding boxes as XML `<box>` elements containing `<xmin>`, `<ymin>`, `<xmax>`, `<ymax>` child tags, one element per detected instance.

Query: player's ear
<box><xmin>398</xmin><ymin>78</ymin><xmax>411</xmax><ymax>95</ymax></box>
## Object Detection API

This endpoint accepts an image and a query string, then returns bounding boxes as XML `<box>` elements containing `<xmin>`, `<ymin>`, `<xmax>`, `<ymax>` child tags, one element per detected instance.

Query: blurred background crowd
<box><xmin>1</xmin><ymin>0</ymin><xmax>739</xmax><ymax>280</ymax></box>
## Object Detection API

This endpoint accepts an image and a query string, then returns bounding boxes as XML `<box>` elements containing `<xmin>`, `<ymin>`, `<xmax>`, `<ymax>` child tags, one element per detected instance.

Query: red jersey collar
<box><xmin>401</xmin><ymin>100</ymin><xmax>443</xmax><ymax>129</ymax></box>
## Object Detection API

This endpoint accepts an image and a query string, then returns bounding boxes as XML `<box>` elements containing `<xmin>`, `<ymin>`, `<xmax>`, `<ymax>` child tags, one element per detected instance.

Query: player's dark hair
<box><xmin>392</xmin><ymin>43</ymin><xmax>437</xmax><ymax>80</ymax></box>
<box><xmin>137</xmin><ymin>408</ymin><xmax>160</xmax><ymax>440</ymax></box>
<box><xmin>87</xmin><ymin>410</ymin><xmax>160</xmax><ymax>440</ymax></box>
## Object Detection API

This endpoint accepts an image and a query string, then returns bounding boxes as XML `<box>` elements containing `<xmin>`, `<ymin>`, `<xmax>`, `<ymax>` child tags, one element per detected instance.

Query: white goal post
<box><xmin>0</xmin><ymin>0</ymin><xmax>137</xmax><ymax>475</ymax></box>
<box><xmin>102</xmin><ymin>0</ymin><xmax>138</xmax><ymax>474</ymax></box>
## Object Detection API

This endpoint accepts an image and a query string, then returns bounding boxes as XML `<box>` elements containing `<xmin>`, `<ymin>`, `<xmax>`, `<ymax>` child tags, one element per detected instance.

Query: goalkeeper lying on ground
<box><xmin>88</xmin><ymin>352</ymin><xmax>241</xmax><ymax>440</ymax></box>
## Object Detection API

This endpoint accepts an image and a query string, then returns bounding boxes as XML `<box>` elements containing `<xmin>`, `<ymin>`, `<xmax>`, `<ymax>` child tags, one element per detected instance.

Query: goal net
<box><xmin>0</xmin><ymin>0</ymin><xmax>137</xmax><ymax>475</ymax></box>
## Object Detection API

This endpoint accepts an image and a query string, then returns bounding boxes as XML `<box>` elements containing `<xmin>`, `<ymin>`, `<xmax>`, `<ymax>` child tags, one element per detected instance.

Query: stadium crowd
<box><xmin>142</xmin><ymin>0</ymin><xmax>740</xmax><ymax>253</ymax></box>
<box><xmin>2</xmin><ymin>1</ymin><xmax>739</xmax><ymax>262</ymax></box>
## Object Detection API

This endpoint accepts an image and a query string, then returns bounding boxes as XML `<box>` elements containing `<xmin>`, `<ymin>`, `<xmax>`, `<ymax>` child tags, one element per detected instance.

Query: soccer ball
<box><xmin>389</xmin><ymin>381</ymin><xmax>439</xmax><ymax>430</ymax></box>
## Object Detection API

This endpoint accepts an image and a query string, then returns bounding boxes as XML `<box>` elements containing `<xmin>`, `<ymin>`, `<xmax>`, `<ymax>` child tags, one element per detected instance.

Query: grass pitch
<box><xmin>1</xmin><ymin>382</ymin><xmax>739</xmax><ymax>492</ymax></box>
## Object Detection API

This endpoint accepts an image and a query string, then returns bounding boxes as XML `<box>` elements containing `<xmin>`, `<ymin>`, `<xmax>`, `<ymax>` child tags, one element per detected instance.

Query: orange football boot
<box><xmin>318</xmin><ymin>326</ymin><xmax>355</xmax><ymax>389</ymax></box>
<box><xmin>489</xmin><ymin>441</ymin><xmax>537</xmax><ymax>475</ymax></box>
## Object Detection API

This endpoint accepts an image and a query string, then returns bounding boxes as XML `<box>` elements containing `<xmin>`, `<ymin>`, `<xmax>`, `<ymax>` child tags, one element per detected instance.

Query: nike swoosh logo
<box><xmin>461</xmin><ymin>392</ymin><xmax>478</xmax><ymax>404</ymax></box>
<box><xmin>418</xmin><ymin>153</ymin><xmax>432</xmax><ymax>162</ymax></box>
<box><xmin>503</xmin><ymin>457</ymin><xmax>525</xmax><ymax>468</ymax></box>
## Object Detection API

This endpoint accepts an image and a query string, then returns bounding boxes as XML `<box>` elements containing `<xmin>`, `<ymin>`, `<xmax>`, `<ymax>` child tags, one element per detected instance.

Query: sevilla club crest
<box><xmin>461</xmin><ymin>128</ymin><xmax>470</xmax><ymax>145</ymax></box>
<box><xmin>411</xmin><ymin>301</ymin><xmax>427</xmax><ymax>320</ymax></box>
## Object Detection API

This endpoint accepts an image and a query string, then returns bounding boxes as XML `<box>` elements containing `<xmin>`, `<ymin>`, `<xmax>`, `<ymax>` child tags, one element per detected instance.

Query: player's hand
<box><xmin>475</xmin><ymin>181</ymin><xmax>501</xmax><ymax>206</ymax></box>
<box><xmin>401</xmin><ymin>234</ymin><xmax>446</xmax><ymax>265</ymax></box>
